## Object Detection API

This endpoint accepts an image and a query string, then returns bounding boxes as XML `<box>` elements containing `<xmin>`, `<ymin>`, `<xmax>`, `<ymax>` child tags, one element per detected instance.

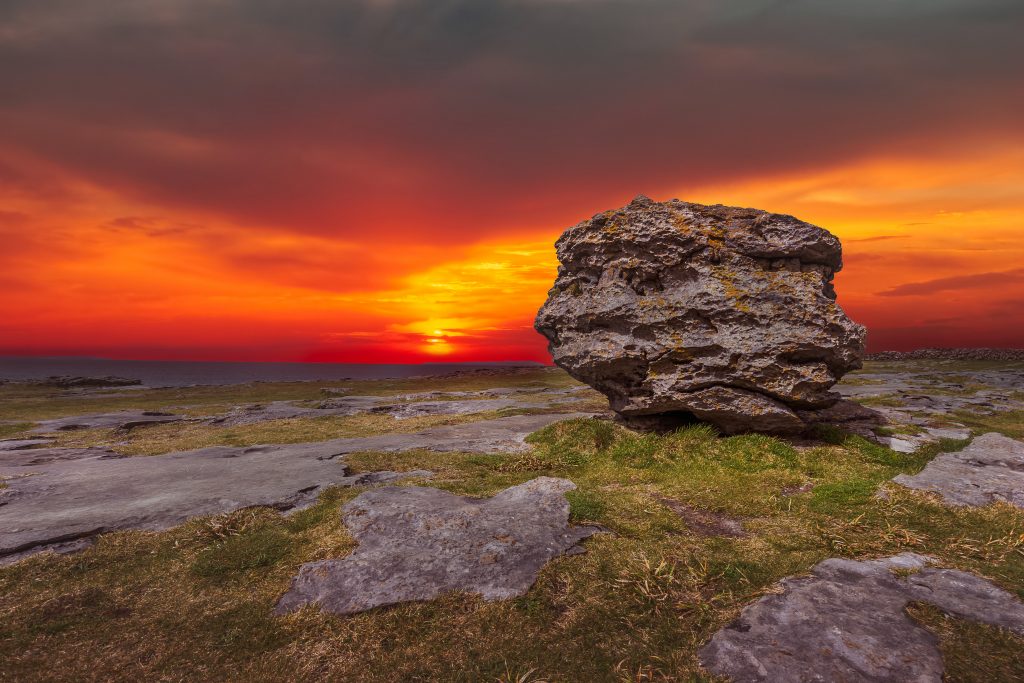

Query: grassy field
<box><xmin>1</xmin><ymin>366</ymin><xmax>1023</xmax><ymax>681</ymax></box>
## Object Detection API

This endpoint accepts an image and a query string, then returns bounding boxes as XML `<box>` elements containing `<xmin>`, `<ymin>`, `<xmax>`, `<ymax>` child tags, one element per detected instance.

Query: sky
<box><xmin>2</xmin><ymin>0</ymin><xmax>1023</xmax><ymax>363</ymax></box>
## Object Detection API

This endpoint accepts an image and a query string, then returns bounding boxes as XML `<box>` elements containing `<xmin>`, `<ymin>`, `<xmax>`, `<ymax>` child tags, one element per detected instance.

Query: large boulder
<box><xmin>535</xmin><ymin>195</ymin><xmax>865</xmax><ymax>434</ymax></box>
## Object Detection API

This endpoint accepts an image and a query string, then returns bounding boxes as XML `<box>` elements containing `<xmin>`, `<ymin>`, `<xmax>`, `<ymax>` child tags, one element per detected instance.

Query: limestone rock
<box><xmin>41</xmin><ymin>376</ymin><xmax>142</xmax><ymax>388</ymax></box>
<box><xmin>370</xmin><ymin>397</ymin><xmax>521</xmax><ymax>419</ymax></box>
<box><xmin>275</xmin><ymin>477</ymin><xmax>599</xmax><ymax>615</ymax></box>
<box><xmin>0</xmin><ymin>413</ymin><xmax>587</xmax><ymax>562</ymax></box>
<box><xmin>535</xmin><ymin>196</ymin><xmax>865</xmax><ymax>434</ymax></box>
<box><xmin>699</xmin><ymin>553</ymin><xmax>1024</xmax><ymax>682</ymax></box>
<box><xmin>893</xmin><ymin>432</ymin><xmax>1024</xmax><ymax>507</ymax></box>
<box><xmin>31</xmin><ymin>410</ymin><xmax>183</xmax><ymax>433</ymax></box>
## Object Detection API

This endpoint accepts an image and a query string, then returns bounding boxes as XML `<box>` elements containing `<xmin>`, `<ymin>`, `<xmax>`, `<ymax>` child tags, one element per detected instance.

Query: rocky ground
<box><xmin>1</xmin><ymin>361</ymin><xmax>1022</xmax><ymax>681</ymax></box>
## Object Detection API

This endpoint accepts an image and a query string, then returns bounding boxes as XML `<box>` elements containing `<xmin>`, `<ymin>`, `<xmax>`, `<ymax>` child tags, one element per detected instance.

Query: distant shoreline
<box><xmin>865</xmin><ymin>348</ymin><xmax>1024</xmax><ymax>362</ymax></box>
<box><xmin>0</xmin><ymin>357</ymin><xmax>548</xmax><ymax>387</ymax></box>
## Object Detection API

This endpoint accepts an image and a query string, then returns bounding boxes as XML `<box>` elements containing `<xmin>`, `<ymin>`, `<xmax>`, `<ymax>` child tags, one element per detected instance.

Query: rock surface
<box><xmin>894</xmin><ymin>432</ymin><xmax>1024</xmax><ymax>507</ymax></box>
<box><xmin>699</xmin><ymin>553</ymin><xmax>1024</xmax><ymax>682</ymax></box>
<box><xmin>41</xmin><ymin>376</ymin><xmax>142</xmax><ymax>388</ymax></box>
<box><xmin>0</xmin><ymin>413</ymin><xmax>588</xmax><ymax>562</ymax></box>
<box><xmin>0</xmin><ymin>438</ymin><xmax>54</xmax><ymax>451</ymax></box>
<box><xmin>207</xmin><ymin>397</ymin><xmax>382</xmax><ymax>426</ymax></box>
<box><xmin>657</xmin><ymin>497</ymin><xmax>746</xmax><ymax>537</ymax></box>
<box><xmin>868</xmin><ymin>348</ymin><xmax>1024</xmax><ymax>362</ymax></box>
<box><xmin>275</xmin><ymin>477</ymin><xmax>599</xmax><ymax>615</ymax></box>
<box><xmin>535</xmin><ymin>196</ymin><xmax>865</xmax><ymax>434</ymax></box>
<box><xmin>31</xmin><ymin>410</ymin><xmax>184</xmax><ymax>433</ymax></box>
<box><xmin>370</xmin><ymin>398</ymin><xmax>521</xmax><ymax>419</ymax></box>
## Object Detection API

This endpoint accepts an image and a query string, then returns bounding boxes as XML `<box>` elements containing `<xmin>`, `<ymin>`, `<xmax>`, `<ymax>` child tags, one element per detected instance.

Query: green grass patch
<box><xmin>1</xmin><ymin>368</ymin><xmax>1022</xmax><ymax>681</ymax></box>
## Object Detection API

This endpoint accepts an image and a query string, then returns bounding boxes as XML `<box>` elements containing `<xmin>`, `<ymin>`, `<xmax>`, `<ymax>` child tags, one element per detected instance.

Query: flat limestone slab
<box><xmin>0</xmin><ymin>439</ymin><xmax>54</xmax><ymax>451</ymax></box>
<box><xmin>699</xmin><ymin>553</ymin><xmax>1024</xmax><ymax>682</ymax></box>
<box><xmin>208</xmin><ymin>397</ymin><xmax>383</xmax><ymax>425</ymax></box>
<box><xmin>0</xmin><ymin>413</ymin><xmax>589</xmax><ymax>562</ymax></box>
<box><xmin>370</xmin><ymin>398</ymin><xmax>522</xmax><ymax>419</ymax></box>
<box><xmin>893</xmin><ymin>432</ymin><xmax>1024</xmax><ymax>507</ymax></box>
<box><xmin>275</xmin><ymin>477</ymin><xmax>599</xmax><ymax>615</ymax></box>
<box><xmin>31</xmin><ymin>410</ymin><xmax>184</xmax><ymax>433</ymax></box>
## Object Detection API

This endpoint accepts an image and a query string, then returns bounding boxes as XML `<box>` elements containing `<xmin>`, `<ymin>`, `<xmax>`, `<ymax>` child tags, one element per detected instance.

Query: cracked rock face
<box><xmin>894</xmin><ymin>432</ymin><xmax>1024</xmax><ymax>507</ymax></box>
<box><xmin>275</xmin><ymin>477</ymin><xmax>599</xmax><ymax>615</ymax></box>
<box><xmin>699</xmin><ymin>553</ymin><xmax>1024</xmax><ymax>682</ymax></box>
<box><xmin>535</xmin><ymin>196</ymin><xmax>865</xmax><ymax>434</ymax></box>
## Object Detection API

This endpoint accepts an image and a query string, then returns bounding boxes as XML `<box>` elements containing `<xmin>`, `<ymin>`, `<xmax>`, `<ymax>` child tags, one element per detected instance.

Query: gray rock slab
<box><xmin>699</xmin><ymin>553</ymin><xmax>1024</xmax><ymax>682</ymax></box>
<box><xmin>324</xmin><ymin>413</ymin><xmax>594</xmax><ymax>455</ymax></box>
<box><xmin>0</xmin><ymin>413</ymin><xmax>589</xmax><ymax>562</ymax></box>
<box><xmin>208</xmin><ymin>397</ymin><xmax>383</xmax><ymax>425</ymax></box>
<box><xmin>31</xmin><ymin>410</ymin><xmax>184</xmax><ymax>433</ymax></box>
<box><xmin>1</xmin><ymin>446</ymin><xmax>120</xmax><ymax>467</ymax></box>
<box><xmin>370</xmin><ymin>398</ymin><xmax>522</xmax><ymax>419</ymax></box>
<box><xmin>0</xmin><ymin>439</ymin><xmax>54</xmax><ymax>451</ymax></box>
<box><xmin>883</xmin><ymin>435</ymin><xmax>920</xmax><ymax>454</ymax></box>
<box><xmin>834</xmin><ymin>380</ymin><xmax>913</xmax><ymax>398</ymax></box>
<box><xmin>923</xmin><ymin>426</ymin><xmax>971</xmax><ymax>441</ymax></box>
<box><xmin>275</xmin><ymin>477</ymin><xmax>599</xmax><ymax>615</ymax></box>
<box><xmin>893</xmin><ymin>432</ymin><xmax>1024</xmax><ymax>507</ymax></box>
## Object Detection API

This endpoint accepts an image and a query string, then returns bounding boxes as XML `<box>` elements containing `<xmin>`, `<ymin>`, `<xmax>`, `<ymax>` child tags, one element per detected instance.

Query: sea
<box><xmin>0</xmin><ymin>357</ymin><xmax>545</xmax><ymax>388</ymax></box>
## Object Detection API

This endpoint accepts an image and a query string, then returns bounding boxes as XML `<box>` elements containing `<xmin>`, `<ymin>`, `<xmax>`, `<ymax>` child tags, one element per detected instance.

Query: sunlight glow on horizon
<box><xmin>3</xmin><ymin>145</ymin><xmax>1023</xmax><ymax>362</ymax></box>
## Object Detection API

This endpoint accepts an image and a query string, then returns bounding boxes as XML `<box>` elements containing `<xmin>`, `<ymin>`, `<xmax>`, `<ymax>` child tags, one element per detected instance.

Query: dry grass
<box><xmin>42</xmin><ymin>410</ymin><xmax>539</xmax><ymax>456</ymax></box>
<box><xmin>1</xmin><ymin>368</ymin><xmax>1023</xmax><ymax>681</ymax></box>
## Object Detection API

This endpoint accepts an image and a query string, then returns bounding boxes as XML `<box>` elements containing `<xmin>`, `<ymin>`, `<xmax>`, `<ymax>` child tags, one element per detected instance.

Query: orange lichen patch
<box><xmin>710</xmin><ymin>264</ymin><xmax>752</xmax><ymax>313</ymax></box>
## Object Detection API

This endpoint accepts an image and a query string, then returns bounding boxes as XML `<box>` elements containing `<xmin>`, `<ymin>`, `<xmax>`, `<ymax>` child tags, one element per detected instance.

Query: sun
<box><xmin>422</xmin><ymin>335</ymin><xmax>453</xmax><ymax>356</ymax></box>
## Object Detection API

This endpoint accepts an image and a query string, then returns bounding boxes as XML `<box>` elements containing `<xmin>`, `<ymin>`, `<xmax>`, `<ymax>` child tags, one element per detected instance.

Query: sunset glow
<box><xmin>2</xmin><ymin>1</ymin><xmax>1022</xmax><ymax>361</ymax></box>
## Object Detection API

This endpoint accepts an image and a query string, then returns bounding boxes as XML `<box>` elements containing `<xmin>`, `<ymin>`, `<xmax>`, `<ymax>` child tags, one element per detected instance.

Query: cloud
<box><xmin>103</xmin><ymin>216</ymin><xmax>201</xmax><ymax>237</ymax></box>
<box><xmin>3</xmin><ymin>0</ymin><xmax>1024</xmax><ymax>359</ymax></box>
<box><xmin>1</xmin><ymin>0</ymin><xmax>1022</xmax><ymax>243</ymax></box>
<box><xmin>877</xmin><ymin>267</ymin><xmax>1024</xmax><ymax>296</ymax></box>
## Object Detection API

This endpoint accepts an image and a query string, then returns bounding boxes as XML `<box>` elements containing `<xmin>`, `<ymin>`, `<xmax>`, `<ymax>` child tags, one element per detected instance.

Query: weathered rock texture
<box><xmin>699</xmin><ymin>553</ymin><xmax>1024</xmax><ymax>682</ymax></box>
<box><xmin>275</xmin><ymin>477</ymin><xmax>598</xmax><ymax>615</ymax></box>
<box><xmin>894</xmin><ymin>432</ymin><xmax>1024</xmax><ymax>507</ymax></box>
<box><xmin>536</xmin><ymin>196</ymin><xmax>865</xmax><ymax>434</ymax></box>
<box><xmin>0</xmin><ymin>413</ymin><xmax>588</xmax><ymax>562</ymax></box>
<box><xmin>31</xmin><ymin>410</ymin><xmax>183</xmax><ymax>433</ymax></box>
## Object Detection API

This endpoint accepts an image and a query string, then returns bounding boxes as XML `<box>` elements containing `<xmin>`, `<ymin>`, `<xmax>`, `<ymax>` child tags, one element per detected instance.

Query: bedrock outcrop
<box><xmin>535</xmin><ymin>196</ymin><xmax>865</xmax><ymax>434</ymax></box>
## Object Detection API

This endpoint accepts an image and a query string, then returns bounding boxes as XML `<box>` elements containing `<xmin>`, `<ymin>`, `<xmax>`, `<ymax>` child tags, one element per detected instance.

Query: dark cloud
<box><xmin>878</xmin><ymin>267</ymin><xmax>1024</xmax><ymax>296</ymax></box>
<box><xmin>103</xmin><ymin>216</ymin><xmax>201</xmax><ymax>237</ymax></box>
<box><xmin>1</xmin><ymin>0</ymin><xmax>1022</xmax><ymax>241</ymax></box>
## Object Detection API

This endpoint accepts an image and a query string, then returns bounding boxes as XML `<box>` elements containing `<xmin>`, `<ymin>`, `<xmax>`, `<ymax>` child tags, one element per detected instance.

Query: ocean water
<box><xmin>0</xmin><ymin>357</ymin><xmax>545</xmax><ymax>387</ymax></box>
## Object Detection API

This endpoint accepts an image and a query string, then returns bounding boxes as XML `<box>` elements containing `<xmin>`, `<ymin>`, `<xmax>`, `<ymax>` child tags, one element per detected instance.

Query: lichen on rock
<box><xmin>535</xmin><ymin>195</ymin><xmax>866</xmax><ymax>434</ymax></box>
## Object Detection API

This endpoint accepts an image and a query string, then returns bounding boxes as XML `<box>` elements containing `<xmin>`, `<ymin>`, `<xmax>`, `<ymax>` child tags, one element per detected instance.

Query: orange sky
<box><xmin>2</xmin><ymin>1</ymin><xmax>1023</xmax><ymax>362</ymax></box>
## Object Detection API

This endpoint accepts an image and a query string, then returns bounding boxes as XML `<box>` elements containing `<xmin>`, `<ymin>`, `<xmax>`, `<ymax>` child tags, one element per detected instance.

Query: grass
<box><xmin>3</xmin><ymin>418</ymin><xmax>1022</xmax><ymax>681</ymax></box>
<box><xmin>874</xmin><ymin>424</ymin><xmax>924</xmax><ymax>437</ymax></box>
<box><xmin>2</xmin><ymin>365</ymin><xmax>1023</xmax><ymax>681</ymax></box>
<box><xmin>0</xmin><ymin>422</ymin><xmax>32</xmax><ymax>439</ymax></box>
<box><xmin>907</xmin><ymin>604</ymin><xmax>1024</xmax><ymax>682</ymax></box>
<box><xmin>41</xmin><ymin>409</ymin><xmax>564</xmax><ymax>456</ymax></box>
<box><xmin>858</xmin><ymin>395</ymin><xmax>907</xmax><ymax>407</ymax></box>
<box><xmin>0</xmin><ymin>367</ymin><xmax>580</xmax><ymax>423</ymax></box>
<box><xmin>952</xmin><ymin>409</ymin><xmax>1024</xmax><ymax>440</ymax></box>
